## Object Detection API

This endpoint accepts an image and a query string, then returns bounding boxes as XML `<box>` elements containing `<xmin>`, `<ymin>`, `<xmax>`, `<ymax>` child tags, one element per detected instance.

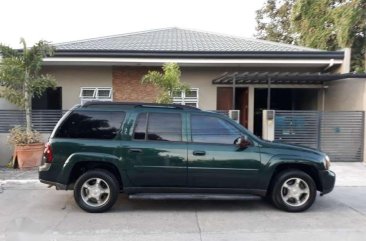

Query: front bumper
<box><xmin>319</xmin><ymin>170</ymin><xmax>336</xmax><ymax>195</ymax></box>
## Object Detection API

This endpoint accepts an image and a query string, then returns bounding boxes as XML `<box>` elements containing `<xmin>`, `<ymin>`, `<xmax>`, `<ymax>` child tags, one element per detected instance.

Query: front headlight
<box><xmin>324</xmin><ymin>155</ymin><xmax>331</xmax><ymax>170</ymax></box>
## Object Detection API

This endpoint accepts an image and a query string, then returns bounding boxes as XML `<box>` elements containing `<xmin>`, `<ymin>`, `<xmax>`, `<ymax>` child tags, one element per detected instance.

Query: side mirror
<box><xmin>234</xmin><ymin>136</ymin><xmax>252</xmax><ymax>149</ymax></box>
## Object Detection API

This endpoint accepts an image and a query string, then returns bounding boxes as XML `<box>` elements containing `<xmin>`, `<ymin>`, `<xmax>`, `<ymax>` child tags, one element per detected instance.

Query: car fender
<box><xmin>57</xmin><ymin>152</ymin><xmax>123</xmax><ymax>185</ymax></box>
<box><xmin>259</xmin><ymin>154</ymin><xmax>321</xmax><ymax>190</ymax></box>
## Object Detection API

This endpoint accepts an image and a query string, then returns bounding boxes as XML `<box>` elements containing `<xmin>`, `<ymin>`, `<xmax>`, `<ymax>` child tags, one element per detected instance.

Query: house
<box><xmin>1</xmin><ymin>27</ymin><xmax>366</xmax><ymax>165</ymax></box>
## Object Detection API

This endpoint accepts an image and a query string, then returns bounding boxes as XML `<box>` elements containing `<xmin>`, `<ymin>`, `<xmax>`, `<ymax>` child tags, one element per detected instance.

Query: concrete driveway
<box><xmin>1</xmin><ymin>163</ymin><xmax>366</xmax><ymax>241</ymax></box>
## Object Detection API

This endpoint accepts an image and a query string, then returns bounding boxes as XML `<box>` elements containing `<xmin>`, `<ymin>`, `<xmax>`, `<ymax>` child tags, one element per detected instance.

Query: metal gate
<box><xmin>274</xmin><ymin>111</ymin><xmax>364</xmax><ymax>162</ymax></box>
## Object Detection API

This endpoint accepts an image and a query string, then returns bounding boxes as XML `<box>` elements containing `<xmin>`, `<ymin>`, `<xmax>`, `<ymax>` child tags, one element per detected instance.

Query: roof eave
<box><xmin>52</xmin><ymin>50</ymin><xmax>344</xmax><ymax>60</ymax></box>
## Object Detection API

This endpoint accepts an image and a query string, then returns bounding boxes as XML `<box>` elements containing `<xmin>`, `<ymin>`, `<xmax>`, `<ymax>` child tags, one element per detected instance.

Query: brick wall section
<box><xmin>112</xmin><ymin>67</ymin><xmax>160</xmax><ymax>102</ymax></box>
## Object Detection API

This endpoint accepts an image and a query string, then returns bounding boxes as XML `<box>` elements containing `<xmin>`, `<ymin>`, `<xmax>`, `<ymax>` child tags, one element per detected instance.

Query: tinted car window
<box><xmin>55</xmin><ymin>110</ymin><xmax>125</xmax><ymax>139</ymax></box>
<box><xmin>133</xmin><ymin>112</ymin><xmax>182</xmax><ymax>141</ymax></box>
<box><xmin>148</xmin><ymin>113</ymin><xmax>182</xmax><ymax>141</ymax></box>
<box><xmin>191</xmin><ymin>114</ymin><xmax>241</xmax><ymax>144</ymax></box>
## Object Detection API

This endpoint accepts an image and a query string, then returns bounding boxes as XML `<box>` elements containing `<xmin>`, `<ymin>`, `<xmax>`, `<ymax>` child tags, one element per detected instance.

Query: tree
<box><xmin>141</xmin><ymin>63</ymin><xmax>189</xmax><ymax>104</ymax></box>
<box><xmin>292</xmin><ymin>0</ymin><xmax>366</xmax><ymax>72</ymax></box>
<box><xmin>255</xmin><ymin>0</ymin><xmax>297</xmax><ymax>44</ymax></box>
<box><xmin>0</xmin><ymin>39</ymin><xmax>57</xmax><ymax>134</ymax></box>
<box><xmin>255</xmin><ymin>0</ymin><xmax>366</xmax><ymax>72</ymax></box>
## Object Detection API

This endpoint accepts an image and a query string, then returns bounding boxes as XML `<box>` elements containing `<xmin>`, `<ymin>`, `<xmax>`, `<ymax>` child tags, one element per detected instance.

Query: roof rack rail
<box><xmin>82</xmin><ymin>101</ymin><xmax>201</xmax><ymax>110</ymax></box>
<box><xmin>134</xmin><ymin>103</ymin><xmax>200</xmax><ymax>110</ymax></box>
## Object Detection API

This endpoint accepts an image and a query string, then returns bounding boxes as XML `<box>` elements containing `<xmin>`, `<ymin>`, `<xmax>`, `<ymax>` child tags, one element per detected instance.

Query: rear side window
<box><xmin>55</xmin><ymin>110</ymin><xmax>125</xmax><ymax>139</ymax></box>
<box><xmin>133</xmin><ymin>112</ymin><xmax>182</xmax><ymax>142</ymax></box>
<box><xmin>191</xmin><ymin>114</ymin><xmax>241</xmax><ymax>144</ymax></box>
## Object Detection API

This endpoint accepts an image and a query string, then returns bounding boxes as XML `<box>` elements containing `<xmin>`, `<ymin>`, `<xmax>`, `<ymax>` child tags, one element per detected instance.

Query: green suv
<box><xmin>39</xmin><ymin>102</ymin><xmax>335</xmax><ymax>213</ymax></box>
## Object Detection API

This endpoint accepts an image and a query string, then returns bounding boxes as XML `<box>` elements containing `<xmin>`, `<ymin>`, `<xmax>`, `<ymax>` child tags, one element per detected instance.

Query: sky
<box><xmin>0</xmin><ymin>0</ymin><xmax>266</xmax><ymax>48</ymax></box>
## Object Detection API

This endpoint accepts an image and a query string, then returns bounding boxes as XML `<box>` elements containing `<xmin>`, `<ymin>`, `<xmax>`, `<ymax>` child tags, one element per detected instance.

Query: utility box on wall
<box><xmin>229</xmin><ymin>110</ymin><xmax>240</xmax><ymax>123</ymax></box>
<box><xmin>262</xmin><ymin>110</ymin><xmax>275</xmax><ymax>141</ymax></box>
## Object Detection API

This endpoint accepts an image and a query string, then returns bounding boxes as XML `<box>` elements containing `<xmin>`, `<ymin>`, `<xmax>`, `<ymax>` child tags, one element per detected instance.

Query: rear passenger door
<box><xmin>124</xmin><ymin>111</ymin><xmax>188</xmax><ymax>187</ymax></box>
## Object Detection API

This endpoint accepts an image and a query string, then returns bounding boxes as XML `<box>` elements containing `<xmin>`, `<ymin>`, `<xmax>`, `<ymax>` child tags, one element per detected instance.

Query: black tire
<box><xmin>74</xmin><ymin>169</ymin><xmax>119</xmax><ymax>213</ymax></box>
<box><xmin>270</xmin><ymin>169</ymin><xmax>317</xmax><ymax>212</ymax></box>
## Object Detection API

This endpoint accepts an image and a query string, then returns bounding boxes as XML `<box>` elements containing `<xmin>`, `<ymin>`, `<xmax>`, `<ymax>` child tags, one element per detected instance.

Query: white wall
<box><xmin>44</xmin><ymin>66</ymin><xmax>113</xmax><ymax>110</ymax></box>
<box><xmin>324</xmin><ymin>78</ymin><xmax>366</xmax><ymax>111</ymax></box>
<box><xmin>0</xmin><ymin>98</ymin><xmax>20</xmax><ymax>110</ymax></box>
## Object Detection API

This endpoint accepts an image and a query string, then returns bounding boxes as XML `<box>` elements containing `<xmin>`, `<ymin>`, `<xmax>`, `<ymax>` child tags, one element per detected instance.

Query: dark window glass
<box><xmin>191</xmin><ymin>115</ymin><xmax>241</xmax><ymax>144</ymax></box>
<box><xmin>133</xmin><ymin>113</ymin><xmax>147</xmax><ymax>140</ymax></box>
<box><xmin>147</xmin><ymin>113</ymin><xmax>182</xmax><ymax>141</ymax></box>
<box><xmin>55</xmin><ymin>110</ymin><xmax>125</xmax><ymax>139</ymax></box>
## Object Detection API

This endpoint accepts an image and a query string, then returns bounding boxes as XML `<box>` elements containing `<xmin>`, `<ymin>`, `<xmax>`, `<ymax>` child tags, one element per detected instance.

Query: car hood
<box><xmin>263</xmin><ymin>140</ymin><xmax>325</xmax><ymax>157</ymax></box>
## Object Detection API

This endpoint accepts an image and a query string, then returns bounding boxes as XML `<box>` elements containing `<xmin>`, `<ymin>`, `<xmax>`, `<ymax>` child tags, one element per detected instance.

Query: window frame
<box><xmin>80</xmin><ymin>87</ymin><xmax>113</xmax><ymax>104</ymax></box>
<box><xmin>173</xmin><ymin>88</ymin><xmax>199</xmax><ymax>108</ymax></box>
<box><xmin>132</xmin><ymin>112</ymin><xmax>184</xmax><ymax>143</ymax></box>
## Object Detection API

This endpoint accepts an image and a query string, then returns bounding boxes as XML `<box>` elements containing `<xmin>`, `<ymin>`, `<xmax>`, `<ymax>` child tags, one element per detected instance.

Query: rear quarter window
<box><xmin>55</xmin><ymin>110</ymin><xmax>125</xmax><ymax>139</ymax></box>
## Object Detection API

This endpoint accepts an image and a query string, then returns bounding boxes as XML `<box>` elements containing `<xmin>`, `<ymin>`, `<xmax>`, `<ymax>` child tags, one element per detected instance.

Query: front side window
<box><xmin>80</xmin><ymin>87</ymin><xmax>112</xmax><ymax>104</ymax></box>
<box><xmin>191</xmin><ymin>114</ymin><xmax>242</xmax><ymax>144</ymax></box>
<box><xmin>55</xmin><ymin>110</ymin><xmax>125</xmax><ymax>139</ymax></box>
<box><xmin>173</xmin><ymin>88</ymin><xmax>199</xmax><ymax>107</ymax></box>
<box><xmin>133</xmin><ymin>112</ymin><xmax>182</xmax><ymax>142</ymax></box>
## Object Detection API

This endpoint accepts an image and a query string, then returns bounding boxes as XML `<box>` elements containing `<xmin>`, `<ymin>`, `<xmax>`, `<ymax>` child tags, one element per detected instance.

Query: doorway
<box><xmin>32</xmin><ymin>87</ymin><xmax>62</xmax><ymax>110</ymax></box>
<box><xmin>254</xmin><ymin>88</ymin><xmax>319</xmax><ymax>137</ymax></box>
<box><xmin>216</xmin><ymin>87</ymin><xmax>248</xmax><ymax>128</ymax></box>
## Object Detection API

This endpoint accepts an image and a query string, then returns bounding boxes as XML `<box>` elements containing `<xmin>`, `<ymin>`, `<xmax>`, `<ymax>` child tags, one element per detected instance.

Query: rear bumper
<box><xmin>319</xmin><ymin>170</ymin><xmax>336</xmax><ymax>195</ymax></box>
<box><xmin>39</xmin><ymin>163</ymin><xmax>68</xmax><ymax>190</ymax></box>
<box><xmin>39</xmin><ymin>179</ymin><xmax>67</xmax><ymax>190</ymax></box>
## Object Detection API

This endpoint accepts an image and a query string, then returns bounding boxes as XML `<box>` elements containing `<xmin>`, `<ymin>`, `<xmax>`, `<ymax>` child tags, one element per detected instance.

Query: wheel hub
<box><xmin>280</xmin><ymin>177</ymin><xmax>310</xmax><ymax>207</ymax></box>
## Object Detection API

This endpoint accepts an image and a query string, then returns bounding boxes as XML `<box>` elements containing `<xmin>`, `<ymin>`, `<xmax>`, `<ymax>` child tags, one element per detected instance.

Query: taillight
<box><xmin>44</xmin><ymin>143</ymin><xmax>53</xmax><ymax>163</ymax></box>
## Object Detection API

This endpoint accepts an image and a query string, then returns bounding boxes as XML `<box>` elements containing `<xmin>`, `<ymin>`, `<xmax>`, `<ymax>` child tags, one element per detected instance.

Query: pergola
<box><xmin>212</xmin><ymin>72</ymin><xmax>366</xmax><ymax>110</ymax></box>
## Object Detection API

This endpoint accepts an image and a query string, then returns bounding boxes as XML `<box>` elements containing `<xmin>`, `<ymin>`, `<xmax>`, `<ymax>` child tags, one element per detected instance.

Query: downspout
<box><xmin>232</xmin><ymin>74</ymin><xmax>236</xmax><ymax>110</ymax></box>
<box><xmin>267</xmin><ymin>77</ymin><xmax>271</xmax><ymax>110</ymax></box>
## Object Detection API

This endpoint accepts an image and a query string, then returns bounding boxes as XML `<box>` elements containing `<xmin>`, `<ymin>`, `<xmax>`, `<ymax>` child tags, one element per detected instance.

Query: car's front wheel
<box><xmin>74</xmin><ymin>169</ymin><xmax>119</xmax><ymax>213</ymax></box>
<box><xmin>271</xmin><ymin>169</ymin><xmax>317</xmax><ymax>212</ymax></box>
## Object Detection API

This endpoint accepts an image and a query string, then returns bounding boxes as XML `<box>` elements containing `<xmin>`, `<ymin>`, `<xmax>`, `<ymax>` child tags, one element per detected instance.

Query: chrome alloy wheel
<box><xmin>81</xmin><ymin>178</ymin><xmax>110</xmax><ymax>207</ymax></box>
<box><xmin>280</xmin><ymin>177</ymin><xmax>310</xmax><ymax>207</ymax></box>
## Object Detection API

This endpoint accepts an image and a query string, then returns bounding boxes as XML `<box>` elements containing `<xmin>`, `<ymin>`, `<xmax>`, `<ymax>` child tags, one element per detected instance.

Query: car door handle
<box><xmin>128</xmin><ymin>148</ymin><xmax>142</xmax><ymax>153</ymax></box>
<box><xmin>193</xmin><ymin>150</ymin><xmax>206</xmax><ymax>156</ymax></box>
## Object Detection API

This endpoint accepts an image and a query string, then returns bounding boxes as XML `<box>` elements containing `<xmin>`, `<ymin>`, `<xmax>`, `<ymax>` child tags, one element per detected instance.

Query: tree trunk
<box><xmin>24</xmin><ymin>70</ymin><xmax>31</xmax><ymax>134</ymax></box>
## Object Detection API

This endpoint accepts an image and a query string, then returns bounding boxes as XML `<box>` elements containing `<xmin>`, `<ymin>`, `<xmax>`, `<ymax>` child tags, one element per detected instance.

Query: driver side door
<box><xmin>187</xmin><ymin>114</ymin><xmax>262</xmax><ymax>189</ymax></box>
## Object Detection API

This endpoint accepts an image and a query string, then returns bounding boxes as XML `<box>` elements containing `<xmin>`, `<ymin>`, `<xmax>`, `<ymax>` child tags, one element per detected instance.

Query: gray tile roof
<box><xmin>55</xmin><ymin>28</ymin><xmax>319</xmax><ymax>52</ymax></box>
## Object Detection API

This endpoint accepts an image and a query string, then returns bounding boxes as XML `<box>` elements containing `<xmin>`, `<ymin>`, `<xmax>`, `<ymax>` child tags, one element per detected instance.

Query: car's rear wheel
<box><xmin>271</xmin><ymin>169</ymin><xmax>317</xmax><ymax>212</ymax></box>
<box><xmin>74</xmin><ymin>169</ymin><xmax>119</xmax><ymax>213</ymax></box>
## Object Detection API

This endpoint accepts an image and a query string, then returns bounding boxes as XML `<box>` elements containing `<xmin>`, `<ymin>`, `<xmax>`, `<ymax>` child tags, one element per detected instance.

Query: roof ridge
<box><xmin>53</xmin><ymin>27</ymin><xmax>176</xmax><ymax>46</ymax></box>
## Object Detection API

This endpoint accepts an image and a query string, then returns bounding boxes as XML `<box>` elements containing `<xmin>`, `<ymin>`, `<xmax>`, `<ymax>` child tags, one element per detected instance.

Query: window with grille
<box><xmin>80</xmin><ymin>87</ymin><xmax>112</xmax><ymax>104</ymax></box>
<box><xmin>172</xmin><ymin>88</ymin><xmax>199</xmax><ymax>107</ymax></box>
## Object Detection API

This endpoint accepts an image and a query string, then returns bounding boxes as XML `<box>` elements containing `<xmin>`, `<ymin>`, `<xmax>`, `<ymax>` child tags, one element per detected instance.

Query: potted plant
<box><xmin>0</xmin><ymin>38</ymin><xmax>56</xmax><ymax>168</ymax></box>
<box><xmin>8</xmin><ymin>126</ymin><xmax>44</xmax><ymax>168</ymax></box>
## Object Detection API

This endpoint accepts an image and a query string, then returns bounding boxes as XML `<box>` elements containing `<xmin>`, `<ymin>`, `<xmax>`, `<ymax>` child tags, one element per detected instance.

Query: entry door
<box><xmin>124</xmin><ymin>112</ymin><xmax>187</xmax><ymax>187</ymax></box>
<box><xmin>217</xmin><ymin>87</ymin><xmax>233</xmax><ymax>110</ymax></box>
<box><xmin>187</xmin><ymin>113</ymin><xmax>261</xmax><ymax>189</ymax></box>
<box><xmin>236</xmin><ymin>88</ymin><xmax>249</xmax><ymax>128</ymax></box>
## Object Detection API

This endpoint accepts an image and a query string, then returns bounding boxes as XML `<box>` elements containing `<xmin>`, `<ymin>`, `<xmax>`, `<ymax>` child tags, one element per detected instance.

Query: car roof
<box><xmin>80</xmin><ymin>101</ymin><xmax>202</xmax><ymax>112</ymax></box>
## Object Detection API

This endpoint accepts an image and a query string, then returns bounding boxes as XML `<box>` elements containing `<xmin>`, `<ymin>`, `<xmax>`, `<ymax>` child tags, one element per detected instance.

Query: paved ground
<box><xmin>1</xmin><ymin>163</ymin><xmax>366</xmax><ymax>241</ymax></box>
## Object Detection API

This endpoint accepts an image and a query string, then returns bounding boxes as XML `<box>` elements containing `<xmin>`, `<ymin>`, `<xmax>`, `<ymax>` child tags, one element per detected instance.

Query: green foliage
<box><xmin>0</xmin><ymin>39</ymin><xmax>57</xmax><ymax>107</ymax></box>
<box><xmin>255</xmin><ymin>0</ymin><xmax>297</xmax><ymax>44</ymax></box>
<box><xmin>0</xmin><ymin>38</ymin><xmax>57</xmax><ymax>133</ymax></box>
<box><xmin>255</xmin><ymin>0</ymin><xmax>366</xmax><ymax>72</ymax></box>
<box><xmin>141</xmin><ymin>63</ymin><xmax>189</xmax><ymax>104</ymax></box>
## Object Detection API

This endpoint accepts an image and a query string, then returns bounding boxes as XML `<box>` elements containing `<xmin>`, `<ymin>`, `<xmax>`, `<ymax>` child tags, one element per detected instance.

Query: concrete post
<box><xmin>248</xmin><ymin>86</ymin><xmax>255</xmax><ymax>133</ymax></box>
